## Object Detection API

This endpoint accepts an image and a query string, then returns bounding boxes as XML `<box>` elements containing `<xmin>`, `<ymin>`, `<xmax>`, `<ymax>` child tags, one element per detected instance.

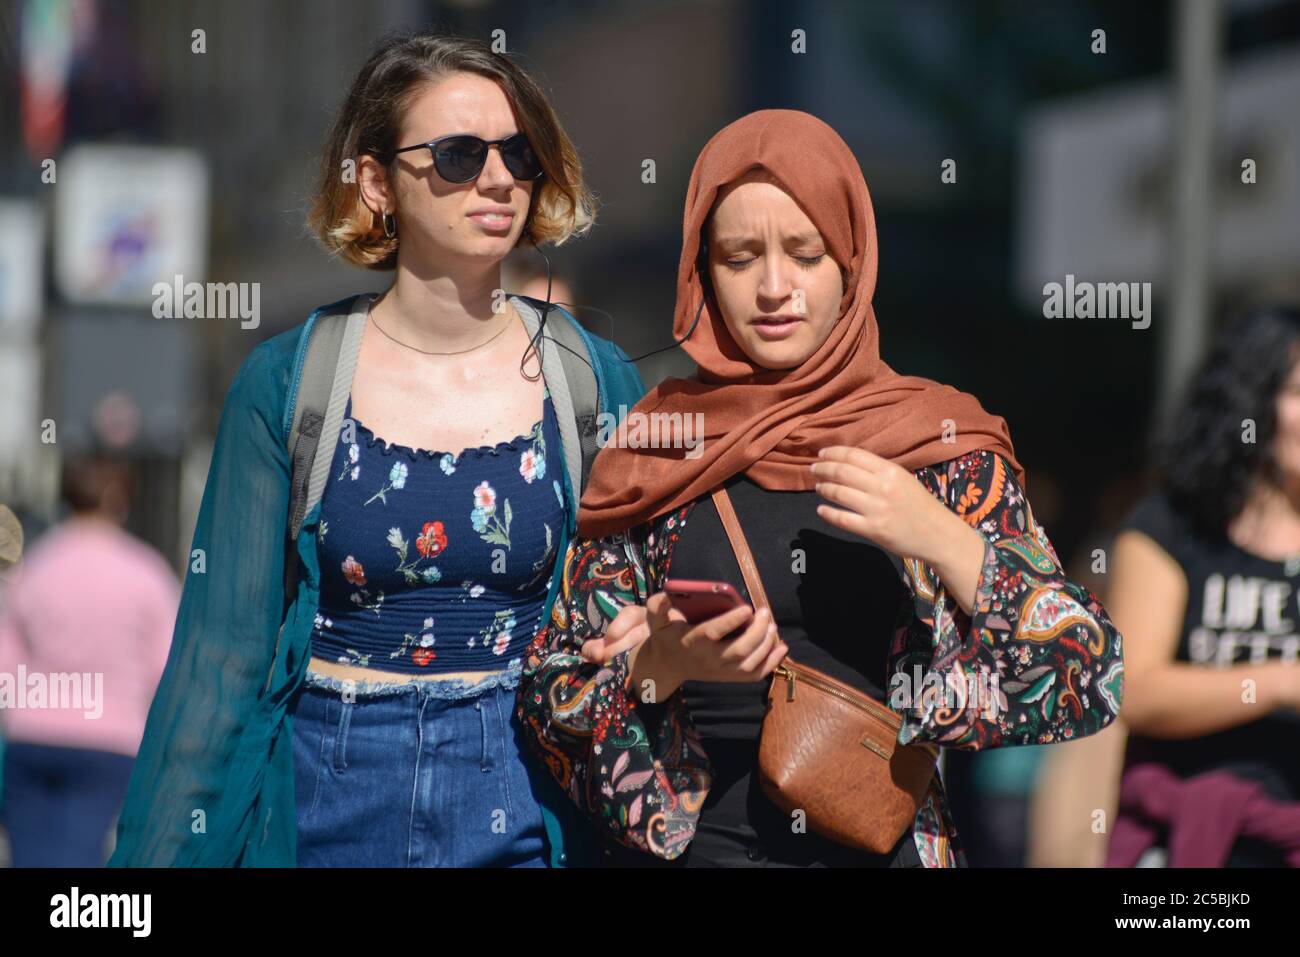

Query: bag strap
<box><xmin>514</xmin><ymin>295</ymin><xmax>601</xmax><ymax>496</ymax></box>
<box><xmin>282</xmin><ymin>293</ymin><xmax>591</xmax><ymax>604</ymax></box>
<box><xmin>710</xmin><ymin>484</ymin><xmax>772</xmax><ymax>615</ymax></box>
<box><xmin>284</xmin><ymin>293</ymin><xmax>372</xmax><ymax>606</ymax></box>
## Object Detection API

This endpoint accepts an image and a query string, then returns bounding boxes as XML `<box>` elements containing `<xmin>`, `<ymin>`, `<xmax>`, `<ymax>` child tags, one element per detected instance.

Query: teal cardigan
<box><xmin>107</xmin><ymin>297</ymin><xmax>645</xmax><ymax>867</ymax></box>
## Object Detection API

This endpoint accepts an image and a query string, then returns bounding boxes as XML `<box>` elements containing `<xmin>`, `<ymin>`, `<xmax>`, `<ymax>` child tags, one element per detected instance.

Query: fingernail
<box><xmin>818</xmin><ymin>448</ymin><xmax>826</xmax><ymax>458</ymax></box>
<box><xmin>768</xmin><ymin>624</ymin><xmax>777</xmax><ymax>638</ymax></box>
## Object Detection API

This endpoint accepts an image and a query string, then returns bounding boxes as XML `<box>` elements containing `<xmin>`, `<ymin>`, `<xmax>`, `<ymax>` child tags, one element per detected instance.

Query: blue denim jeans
<box><xmin>289</xmin><ymin>668</ymin><xmax>548</xmax><ymax>867</ymax></box>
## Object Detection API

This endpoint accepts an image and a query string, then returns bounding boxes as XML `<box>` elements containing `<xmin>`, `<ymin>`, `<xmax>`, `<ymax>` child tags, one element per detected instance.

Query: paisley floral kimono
<box><xmin>518</xmin><ymin>449</ymin><xmax>1125</xmax><ymax>866</ymax></box>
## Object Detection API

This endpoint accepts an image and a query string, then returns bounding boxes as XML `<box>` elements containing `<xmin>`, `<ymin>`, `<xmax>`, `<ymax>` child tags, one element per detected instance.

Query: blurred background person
<box><xmin>0</xmin><ymin>455</ymin><xmax>179</xmax><ymax>867</ymax></box>
<box><xmin>1103</xmin><ymin>304</ymin><xmax>1300</xmax><ymax>868</ymax></box>
<box><xmin>0</xmin><ymin>503</ymin><xmax>25</xmax><ymax>861</ymax></box>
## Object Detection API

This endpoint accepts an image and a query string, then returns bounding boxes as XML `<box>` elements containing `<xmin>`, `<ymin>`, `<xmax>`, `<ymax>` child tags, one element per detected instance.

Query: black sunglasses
<box><xmin>387</xmin><ymin>133</ymin><xmax>544</xmax><ymax>184</ymax></box>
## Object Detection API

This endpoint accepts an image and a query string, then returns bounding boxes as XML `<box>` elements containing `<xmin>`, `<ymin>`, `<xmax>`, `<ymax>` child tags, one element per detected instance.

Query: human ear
<box><xmin>357</xmin><ymin>154</ymin><xmax>396</xmax><ymax>218</ymax></box>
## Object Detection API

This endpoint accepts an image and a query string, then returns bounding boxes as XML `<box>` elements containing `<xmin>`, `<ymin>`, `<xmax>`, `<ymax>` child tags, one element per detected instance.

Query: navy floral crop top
<box><xmin>311</xmin><ymin>386</ymin><xmax>565</xmax><ymax>674</ymax></box>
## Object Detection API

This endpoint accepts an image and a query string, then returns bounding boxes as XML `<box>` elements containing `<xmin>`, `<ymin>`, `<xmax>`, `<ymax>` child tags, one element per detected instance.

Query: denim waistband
<box><xmin>300</xmin><ymin>665</ymin><xmax>522</xmax><ymax>701</ymax></box>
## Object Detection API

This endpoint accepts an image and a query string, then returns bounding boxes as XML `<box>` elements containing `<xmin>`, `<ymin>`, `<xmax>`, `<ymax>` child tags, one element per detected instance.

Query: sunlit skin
<box><xmin>580</xmin><ymin>173</ymin><xmax>991</xmax><ymax>701</ymax></box>
<box><xmin>310</xmin><ymin>72</ymin><xmax>547</xmax><ymax>685</ymax></box>
<box><xmin>705</xmin><ymin>174</ymin><xmax>844</xmax><ymax>370</ymax></box>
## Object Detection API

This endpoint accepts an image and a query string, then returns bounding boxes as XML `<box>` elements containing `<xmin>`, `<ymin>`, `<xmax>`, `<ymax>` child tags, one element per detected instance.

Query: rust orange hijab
<box><xmin>576</xmin><ymin>109</ymin><xmax>1024</xmax><ymax>540</ymax></box>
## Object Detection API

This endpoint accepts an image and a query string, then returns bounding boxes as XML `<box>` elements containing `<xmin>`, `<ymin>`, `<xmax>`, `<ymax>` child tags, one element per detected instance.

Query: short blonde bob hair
<box><xmin>308</xmin><ymin>29</ymin><xmax>596</xmax><ymax>270</ymax></box>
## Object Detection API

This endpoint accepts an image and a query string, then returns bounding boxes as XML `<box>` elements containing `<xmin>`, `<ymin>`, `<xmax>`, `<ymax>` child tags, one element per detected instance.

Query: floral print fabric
<box><xmin>312</xmin><ymin>388</ymin><xmax>566</xmax><ymax>674</ymax></box>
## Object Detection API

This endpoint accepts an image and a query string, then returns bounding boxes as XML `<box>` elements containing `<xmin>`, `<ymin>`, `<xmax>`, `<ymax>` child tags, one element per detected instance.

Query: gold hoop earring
<box><xmin>382</xmin><ymin>211</ymin><xmax>396</xmax><ymax>239</ymax></box>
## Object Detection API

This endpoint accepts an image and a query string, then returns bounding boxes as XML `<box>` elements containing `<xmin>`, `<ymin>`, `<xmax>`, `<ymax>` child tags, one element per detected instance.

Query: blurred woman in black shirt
<box><xmin>1108</xmin><ymin>304</ymin><xmax>1300</xmax><ymax>867</ymax></box>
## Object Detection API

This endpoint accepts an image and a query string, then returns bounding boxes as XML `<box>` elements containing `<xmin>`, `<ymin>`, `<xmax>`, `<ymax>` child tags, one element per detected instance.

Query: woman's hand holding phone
<box><xmin>639</xmin><ymin>590</ymin><xmax>788</xmax><ymax>698</ymax></box>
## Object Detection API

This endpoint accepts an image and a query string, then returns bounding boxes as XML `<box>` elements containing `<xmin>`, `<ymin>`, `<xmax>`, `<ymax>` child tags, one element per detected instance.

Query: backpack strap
<box><xmin>283</xmin><ymin>293</ymin><xmax>372</xmax><ymax>606</ymax></box>
<box><xmin>513</xmin><ymin>295</ymin><xmax>601</xmax><ymax>496</ymax></box>
<box><xmin>282</xmin><ymin>293</ymin><xmax>595</xmax><ymax>609</ymax></box>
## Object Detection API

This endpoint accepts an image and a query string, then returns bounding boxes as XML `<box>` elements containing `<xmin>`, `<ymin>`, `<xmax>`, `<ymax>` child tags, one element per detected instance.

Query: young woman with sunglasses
<box><xmin>518</xmin><ymin>110</ymin><xmax>1125</xmax><ymax>867</ymax></box>
<box><xmin>107</xmin><ymin>31</ymin><xmax>643</xmax><ymax>867</ymax></box>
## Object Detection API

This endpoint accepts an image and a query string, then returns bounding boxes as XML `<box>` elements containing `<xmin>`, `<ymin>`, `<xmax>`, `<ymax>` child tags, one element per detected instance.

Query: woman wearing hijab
<box><xmin>517</xmin><ymin>110</ymin><xmax>1125</xmax><ymax>867</ymax></box>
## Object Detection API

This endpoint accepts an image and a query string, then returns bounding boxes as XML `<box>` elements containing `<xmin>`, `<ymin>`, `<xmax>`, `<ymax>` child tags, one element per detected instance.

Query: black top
<box><xmin>605</xmin><ymin>472</ymin><xmax>921</xmax><ymax>868</ymax></box>
<box><xmin>1121</xmin><ymin>491</ymin><xmax>1300</xmax><ymax>863</ymax></box>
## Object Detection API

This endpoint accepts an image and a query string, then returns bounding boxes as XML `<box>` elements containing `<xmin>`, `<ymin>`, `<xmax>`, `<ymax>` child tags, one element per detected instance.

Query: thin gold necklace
<box><xmin>368</xmin><ymin>299</ymin><xmax>516</xmax><ymax>356</ymax></box>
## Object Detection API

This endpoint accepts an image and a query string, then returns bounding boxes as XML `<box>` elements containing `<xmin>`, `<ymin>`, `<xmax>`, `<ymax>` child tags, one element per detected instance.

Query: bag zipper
<box><xmin>772</xmin><ymin>663</ymin><xmax>941</xmax><ymax>763</ymax></box>
<box><xmin>772</xmin><ymin>662</ymin><xmax>898</xmax><ymax>726</ymax></box>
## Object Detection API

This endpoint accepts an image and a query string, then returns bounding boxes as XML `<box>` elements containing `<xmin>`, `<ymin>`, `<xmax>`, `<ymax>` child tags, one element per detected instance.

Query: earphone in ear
<box><xmin>695</xmin><ymin>235</ymin><xmax>713</xmax><ymax>300</ymax></box>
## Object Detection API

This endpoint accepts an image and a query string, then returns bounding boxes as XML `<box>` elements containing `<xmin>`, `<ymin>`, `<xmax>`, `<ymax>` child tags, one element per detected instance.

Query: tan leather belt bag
<box><xmin>710</xmin><ymin>485</ymin><xmax>939</xmax><ymax>854</ymax></box>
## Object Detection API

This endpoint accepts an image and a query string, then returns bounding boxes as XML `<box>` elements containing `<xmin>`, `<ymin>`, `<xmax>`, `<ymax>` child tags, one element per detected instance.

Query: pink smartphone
<box><xmin>660</xmin><ymin>578</ymin><xmax>752</xmax><ymax>625</ymax></box>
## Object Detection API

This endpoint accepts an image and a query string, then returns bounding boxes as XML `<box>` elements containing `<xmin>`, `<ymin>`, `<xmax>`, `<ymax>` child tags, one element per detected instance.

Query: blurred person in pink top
<box><xmin>0</xmin><ymin>456</ymin><xmax>179</xmax><ymax>867</ymax></box>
